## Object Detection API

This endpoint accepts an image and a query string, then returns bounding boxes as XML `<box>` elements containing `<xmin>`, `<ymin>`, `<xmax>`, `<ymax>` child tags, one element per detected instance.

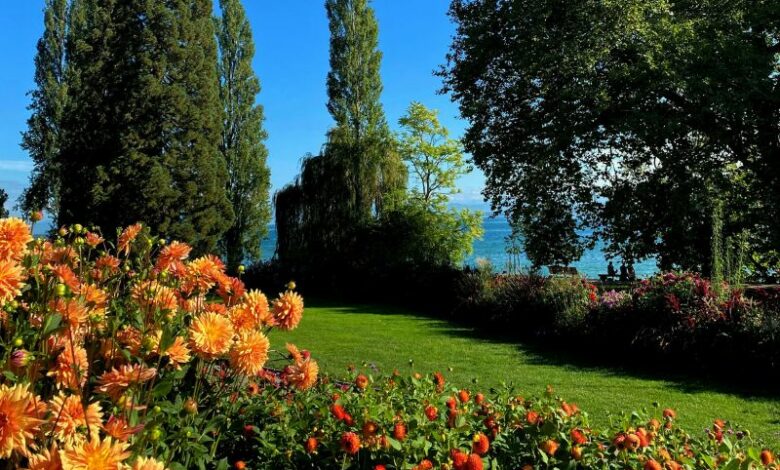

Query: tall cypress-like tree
<box><xmin>21</xmin><ymin>0</ymin><xmax>69</xmax><ymax>214</ymax></box>
<box><xmin>324</xmin><ymin>0</ymin><xmax>405</xmax><ymax>221</ymax></box>
<box><xmin>216</xmin><ymin>0</ymin><xmax>271</xmax><ymax>272</ymax></box>
<box><xmin>0</xmin><ymin>189</ymin><xmax>9</xmax><ymax>218</ymax></box>
<box><xmin>57</xmin><ymin>0</ymin><xmax>232</xmax><ymax>253</ymax></box>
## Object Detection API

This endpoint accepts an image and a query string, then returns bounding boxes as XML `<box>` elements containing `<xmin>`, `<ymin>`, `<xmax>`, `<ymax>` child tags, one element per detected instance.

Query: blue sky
<box><xmin>0</xmin><ymin>1</ymin><xmax>487</xmax><ymax>217</ymax></box>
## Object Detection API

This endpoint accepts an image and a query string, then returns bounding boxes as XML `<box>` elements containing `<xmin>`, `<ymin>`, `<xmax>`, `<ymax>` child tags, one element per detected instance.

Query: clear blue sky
<box><xmin>0</xmin><ymin>1</ymin><xmax>487</xmax><ymax>218</ymax></box>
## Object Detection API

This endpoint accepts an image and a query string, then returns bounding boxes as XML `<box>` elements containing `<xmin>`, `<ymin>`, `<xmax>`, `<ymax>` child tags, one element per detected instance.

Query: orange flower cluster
<box><xmin>0</xmin><ymin>218</ymin><xmax>315</xmax><ymax>468</ymax></box>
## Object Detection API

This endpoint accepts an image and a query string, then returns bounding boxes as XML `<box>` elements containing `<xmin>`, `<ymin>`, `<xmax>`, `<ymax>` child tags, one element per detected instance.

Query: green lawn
<box><xmin>270</xmin><ymin>302</ymin><xmax>780</xmax><ymax>447</ymax></box>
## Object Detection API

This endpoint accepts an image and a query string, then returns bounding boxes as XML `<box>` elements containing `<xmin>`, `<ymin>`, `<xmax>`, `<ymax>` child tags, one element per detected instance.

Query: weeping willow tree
<box><xmin>275</xmin><ymin>0</ymin><xmax>405</xmax><ymax>267</ymax></box>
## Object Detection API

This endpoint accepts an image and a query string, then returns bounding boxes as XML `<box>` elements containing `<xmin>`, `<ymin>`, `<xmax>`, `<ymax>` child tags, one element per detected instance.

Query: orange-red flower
<box><xmin>571</xmin><ymin>428</ymin><xmax>588</xmax><ymax>445</ymax></box>
<box><xmin>102</xmin><ymin>415</ymin><xmax>144</xmax><ymax>442</ymax></box>
<box><xmin>459</xmin><ymin>389</ymin><xmax>470</xmax><ymax>403</ymax></box>
<box><xmin>425</xmin><ymin>405</ymin><xmax>438</xmax><ymax>421</ymax></box>
<box><xmin>183</xmin><ymin>256</ymin><xmax>225</xmax><ymax>293</ymax></box>
<box><xmin>0</xmin><ymin>259</ymin><xmax>26</xmax><ymax>304</ymax></box>
<box><xmin>433</xmin><ymin>371</ymin><xmax>445</xmax><ymax>392</ymax></box>
<box><xmin>161</xmin><ymin>336</ymin><xmax>191</xmax><ymax>369</ymax></box>
<box><xmin>48</xmin><ymin>342</ymin><xmax>88</xmax><ymax>390</ymax></box>
<box><xmin>96</xmin><ymin>364</ymin><xmax>157</xmax><ymax>401</ymax></box>
<box><xmin>132</xmin><ymin>281</ymin><xmax>178</xmax><ymax>314</ymax></box>
<box><xmin>644</xmin><ymin>460</ymin><xmax>662</xmax><ymax>470</ymax></box>
<box><xmin>472</xmin><ymin>432</ymin><xmax>490</xmax><ymax>456</ymax></box>
<box><xmin>305</xmin><ymin>437</ymin><xmax>318</xmax><ymax>454</ymax></box>
<box><xmin>0</xmin><ymin>383</ymin><xmax>45</xmax><ymax>458</ymax></box>
<box><xmin>761</xmin><ymin>449</ymin><xmax>774</xmax><ymax>466</ymax></box>
<box><xmin>50</xmin><ymin>264</ymin><xmax>80</xmax><ymax>291</ymax></box>
<box><xmin>662</xmin><ymin>408</ymin><xmax>676</xmax><ymax>420</ymax></box>
<box><xmin>217</xmin><ymin>276</ymin><xmax>246</xmax><ymax>307</ymax></box>
<box><xmin>60</xmin><ymin>437</ymin><xmax>131</xmax><ymax>470</ymax></box>
<box><xmin>84</xmin><ymin>232</ymin><xmax>104</xmax><ymax>248</ymax></box>
<box><xmin>463</xmin><ymin>454</ymin><xmax>484</xmax><ymax>470</ymax></box>
<box><xmin>117</xmin><ymin>223</ymin><xmax>143</xmax><ymax>256</ymax></box>
<box><xmin>340</xmin><ymin>432</ymin><xmax>361</xmax><ymax>455</ymax></box>
<box><xmin>189</xmin><ymin>312</ymin><xmax>235</xmax><ymax>359</ymax></box>
<box><xmin>47</xmin><ymin>392</ymin><xmax>102</xmax><ymax>446</ymax></box>
<box><xmin>541</xmin><ymin>439</ymin><xmax>559</xmax><ymax>456</ymax></box>
<box><xmin>26</xmin><ymin>443</ymin><xmax>62</xmax><ymax>470</ymax></box>
<box><xmin>355</xmin><ymin>374</ymin><xmax>369</xmax><ymax>390</ymax></box>
<box><xmin>271</xmin><ymin>290</ymin><xmax>304</xmax><ymax>331</ymax></box>
<box><xmin>393</xmin><ymin>422</ymin><xmax>407</xmax><ymax>441</ymax></box>
<box><xmin>154</xmin><ymin>240</ymin><xmax>191</xmax><ymax>275</ymax></box>
<box><xmin>230</xmin><ymin>330</ymin><xmax>270</xmax><ymax>376</ymax></box>
<box><xmin>0</xmin><ymin>217</ymin><xmax>32</xmax><ymax>262</ymax></box>
<box><xmin>526</xmin><ymin>410</ymin><xmax>540</xmax><ymax>425</ymax></box>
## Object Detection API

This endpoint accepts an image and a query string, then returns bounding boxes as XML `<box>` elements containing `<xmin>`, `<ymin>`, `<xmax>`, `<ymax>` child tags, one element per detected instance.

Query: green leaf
<box><xmin>42</xmin><ymin>313</ymin><xmax>63</xmax><ymax>336</ymax></box>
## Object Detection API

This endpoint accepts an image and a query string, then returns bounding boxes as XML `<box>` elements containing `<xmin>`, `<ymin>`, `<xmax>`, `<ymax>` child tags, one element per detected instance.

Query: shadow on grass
<box><xmin>308</xmin><ymin>299</ymin><xmax>780</xmax><ymax>402</ymax></box>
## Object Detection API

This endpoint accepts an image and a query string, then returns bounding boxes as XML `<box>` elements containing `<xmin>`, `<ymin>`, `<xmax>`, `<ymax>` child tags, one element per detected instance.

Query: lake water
<box><xmin>260</xmin><ymin>216</ymin><xmax>657</xmax><ymax>278</ymax></box>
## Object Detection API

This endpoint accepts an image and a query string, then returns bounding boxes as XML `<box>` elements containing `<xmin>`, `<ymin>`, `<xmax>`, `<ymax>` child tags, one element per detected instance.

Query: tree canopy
<box><xmin>441</xmin><ymin>0</ymin><xmax>780</xmax><ymax>273</ymax></box>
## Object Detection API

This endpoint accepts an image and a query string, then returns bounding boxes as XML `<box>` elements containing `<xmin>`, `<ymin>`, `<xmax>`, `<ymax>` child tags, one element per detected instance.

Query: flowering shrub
<box><xmin>0</xmin><ymin>217</ymin><xmax>314</xmax><ymax>469</ymax></box>
<box><xmin>219</xmin><ymin>370</ymin><xmax>777</xmax><ymax>469</ymax></box>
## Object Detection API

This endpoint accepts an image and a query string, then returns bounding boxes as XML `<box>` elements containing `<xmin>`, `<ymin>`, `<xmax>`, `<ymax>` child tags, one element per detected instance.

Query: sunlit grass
<box><xmin>271</xmin><ymin>302</ymin><xmax>780</xmax><ymax>447</ymax></box>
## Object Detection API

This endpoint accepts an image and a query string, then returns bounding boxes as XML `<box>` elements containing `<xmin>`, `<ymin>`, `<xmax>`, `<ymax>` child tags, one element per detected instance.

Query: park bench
<box><xmin>548</xmin><ymin>265</ymin><xmax>578</xmax><ymax>276</ymax></box>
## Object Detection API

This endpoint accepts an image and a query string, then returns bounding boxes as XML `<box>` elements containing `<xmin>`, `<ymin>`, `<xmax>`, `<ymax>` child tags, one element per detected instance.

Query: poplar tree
<box><xmin>0</xmin><ymin>189</ymin><xmax>8</xmax><ymax>218</ymax></box>
<box><xmin>216</xmin><ymin>0</ymin><xmax>271</xmax><ymax>272</ymax></box>
<box><xmin>324</xmin><ymin>0</ymin><xmax>405</xmax><ymax>220</ymax></box>
<box><xmin>57</xmin><ymin>0</ymin><xmax>232</xmax><ymax>253</ymax></box>
<box><xmin>21</xmin><ymin>0</ymin><xmax>69</xmax><ymax>214</ymax></box>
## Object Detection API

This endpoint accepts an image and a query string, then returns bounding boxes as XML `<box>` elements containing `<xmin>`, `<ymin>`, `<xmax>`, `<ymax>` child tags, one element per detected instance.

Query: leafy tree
<box><xmin>57</xmin><ymin>0</ymin><xmax>232</xmax><ymax>253</ymax></box>
<box><xmin>395</xmin><ymin>102</ymin><xmax>482</xmax><ymax>265</ymax></box>
<box><xmin>441</xmin><ymin>0</ymin><xmax>779</xmax><ymax>272</ymax></box>
<box><xmin>216</xmin><ymin>0</ymin><xmax>271</xmax><ymax>272</ymax></box>
<box><xmin>21</xmin><ymin>0</ymin><xmax>69</xmax><ymax>214</ymax></box>
<box><xmin>0</xmin><ymin>189</ymin><xmax>9</xmax><ymax>218</ymax></box>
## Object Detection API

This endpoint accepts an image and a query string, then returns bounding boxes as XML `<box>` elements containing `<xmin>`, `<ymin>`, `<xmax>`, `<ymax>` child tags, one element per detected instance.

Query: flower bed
<box><xmin>0</xmin><ymin>217</ymin><xmax>778</xmax><ymax>469</ymax></box>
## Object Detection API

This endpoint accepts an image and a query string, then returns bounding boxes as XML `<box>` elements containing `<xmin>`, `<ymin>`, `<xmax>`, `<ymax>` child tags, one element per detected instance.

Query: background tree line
<box><xmin>441</xmin><ymin>0</ymin><xmax>779</xmax><ymax>280</ymax></box>
<box><xmin>21</xmin><ymin>0</ymin><xmax>270</xmax><ymax>271</ymax></box>
<box><xmin>273</xmin><ymin>0</ymin><xmax>482</xmax><ymax>289</ymax></box>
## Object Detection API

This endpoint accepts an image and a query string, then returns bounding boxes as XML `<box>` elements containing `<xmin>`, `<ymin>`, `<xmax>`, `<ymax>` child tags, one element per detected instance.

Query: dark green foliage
<box><xmin>56</xmin><ymin>0</ymin><xmax>232</xmax><ymax>253</ymax></box>
<box><xmin>441</xmin><ymin>0</ymin><xmax>780</xmax><ymax>273</ymax></box>
<box><xmin>0</xmin><ymin>188</ymin><xmax>9</xmax><ymax>218</ymax></box>
<box><xmin>21</xmin><ymin>0</ymin><xmax>69</xmax><ymax>213</ymax></box>
<box><xmin>216</xmin><ymin>0</ymin><xmax>271</xmax><ymax>272</ymax></box>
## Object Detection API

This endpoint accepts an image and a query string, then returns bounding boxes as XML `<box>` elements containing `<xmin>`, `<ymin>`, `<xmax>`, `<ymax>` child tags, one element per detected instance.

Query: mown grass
<box><xmin>270</xmin><ymin>302</ymin><xmax>780</xmax><ymax>447</ymax></box>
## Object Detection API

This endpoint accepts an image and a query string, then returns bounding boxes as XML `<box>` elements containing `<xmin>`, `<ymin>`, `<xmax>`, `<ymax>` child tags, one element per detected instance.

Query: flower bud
<box><xmin>286</xmin><ymin>280</ymin><xmax>296</xmax><ymax>290</ymax></box>
<box><xmin>11</xmin><ymin>349</ymin><xmax>31</xmax><ymax>367</ymax></box>
<box><xmin>184</xmin><ymin>398</ymin><xmax>198</xmax><ymax>415</ymax></box>
<box><xmin>13</xmin><ymin>338</ymin><xmax>24</xmax><ymax>348</ymax></box>
<box><xmin>238</xmin><ymin>265</ymin><xmax>245</xmax><ymax>274</ymax></box>
<box><xmin>55</xmin><ymin>283</ymin><xmax>67</xmax><ymax>297</ymax></box>
<box><xmin>30</xmin><ymin>210</ymin><xmax>44</xmax><ymax>222</ymax></box>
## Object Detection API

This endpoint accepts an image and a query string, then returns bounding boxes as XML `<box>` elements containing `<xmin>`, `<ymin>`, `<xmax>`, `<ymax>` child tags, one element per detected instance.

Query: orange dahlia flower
<box><xmin>161</xmin><ymin>336</ymin><xmax>191</xmax><ymax>369</ymax></box>
<box><xmin>131</xmin><ymin>456</ymin><xmax>168</xmax><ymax>470</ymax></box>
<box><xmin>102</xmin><ymin>415</ymin><xmax>144</xmax><ymax>442</ymax></box>
<box><xmin>117</xmin><ymin>223</ymin><xmax>143</xmax><ymax>256</ymax></box>
<box><xmin>0</xmin><ymin>383</ymin><xmax>45</xmax><ymax>458</ymax></box>
<box><xmin>541</xmin><ymin>439</ymin><xmax>559</xmax><ymax>456</ymax></box>
<box><xmin>47</xmin><ymin>393</ymin><xmax>102</xmax><ymax>447</ymax></box>
<box><xmin>154</xmin><ymin>241</ymin><xmax>191</xmax><ymax>275</ymax></box>
<box><xmin>26</xmin><ymin>443</ymin><xmax>62</xmax><ymax>470</ymax></box>
<box><xmin>0</xmin><ymin>217</ymin><xmax>32</xmax><ymax>261</ymax></box>
<box><xmin>96</xmin><ymin>364</ymin><xmax>157</xmax><ymax>401</ymax></box>
<box><xmin>60</xmin><ymin>437</ymin><xmax>130</xmax><ymax>470</ymax></box>
<box><xmin>132</xmin><ymin>281</ymin><xmax>178</xmax><ymax>314</ymax></box>
<box><xmin>284</xmin><ymin>357</ymin><xmax>319</xmax><ymax>390</ymax></box>
<box><xmin>189</xmin><ymin>312</ymin><xmax>235</xmax><ymax>359</ymax></box>
<box><xmin>0</xmin><ymin>259</ymin><xmax>26</xmax><ymax>304</ymax></box>
<box><xmin>48</xmin><ymin>342</ymin><xmax>88</xmax><ymax>390</ymax></box>
<box><xmin>271</xmin><ymin>290</ymin><xmax>304</xmax><ymax>330</ymax></box>
<box><xmin>229</xmin><ymin>330</ymin><xmax>270</xmax><ymax>376</ymax></box>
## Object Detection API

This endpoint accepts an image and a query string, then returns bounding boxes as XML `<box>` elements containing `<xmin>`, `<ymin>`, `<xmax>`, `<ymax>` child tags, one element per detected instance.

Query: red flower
<box><xmin>374</xmin><ymin>466</ymin><xmax>387</xmax><ymax>470</ymax></box>
<box><xmin>412</xmin><ymin>459</ymin><xmax>434</xmax><ymax>470</ymax></box>
<box><xmin>355</xmin><ymin>374</ymin><xmax>369</xmax><ymax>390</ymax></box>
<box><xmin>458</xmin><ymin>389</ymin><xmax>470</xmax><ymax>403</ymax></box>
<box><xmin>472</xmin><ymin>432</ymin><xmax>490</xmax><ymax>456</ymax></box>
<box><xmin>425</xmin><ymin>405</ymin><xmax>438</xmax><ymax>421</ymax></box>
<box><xmin>433</xmin><ymin>371</ymin><xmax>446</xmax><ymax>392</ymax></box>
<box><xmin>541</xmin><ymin>439</ymin><xmax>559</xmax><ymax>456</ymax></box>
<box><xmin>526</xmin><ymin>410</ymin><xmax>540</xmax><ymax>425</ymax></box>
<box><xmin>570</xmin><ymin>428</ymin><xmax>587</xmax><ymax>445</ymax></box>
<box><xmin>474</xmin><ymin>393</ymin><xmax>484</xmax><ymax>405</ymax></box>
<box><xmin>331</xmin><ymin>404</ymin><xmax>346</xmax><ymax>421</ymax></box>
<box><xmin>452</xmin><ymin>450</ymin><xmax>468</xmax><ymax>470</ymax></box>
<box><xmin>644</xmin><ymin>460</ymin><xmax>662</xmax><ymax>470</ymax></box>
<box><xmin>393</xmin><ymin>422</ymin><xmax>407</xmax><ymax>441</ymax></box>
<box><xmin>446</xmin><ymin>397</ymin><xmax>457</xmax><ymax>410</ymax></box>
<box><xmin>662</xmin><ymin>408</ymin><xmax>676</xmax><ymax>420</ymax></box>
<box><xmin>464</xmin><ymin>454</ymin><xmax>483</xmax><ymax>470</ymax></box>
<box><xmin>340</xmin><ymin>432</ymin><xmax>361</xmax><ymax>455</ymax></box>
<box><xmin>305</xmin><ymin>437</ymin><xmax>318</xmax><ymax>454</ymax></box>
<box><xmin>362</xmin><ymin>421</ymin><xmax>378</xmax><ymax>437</ymax></box>
<box><xmin>761</xmin><ymin>450</ymin><xmax>774</xmax><ymax>466</ymax></box>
